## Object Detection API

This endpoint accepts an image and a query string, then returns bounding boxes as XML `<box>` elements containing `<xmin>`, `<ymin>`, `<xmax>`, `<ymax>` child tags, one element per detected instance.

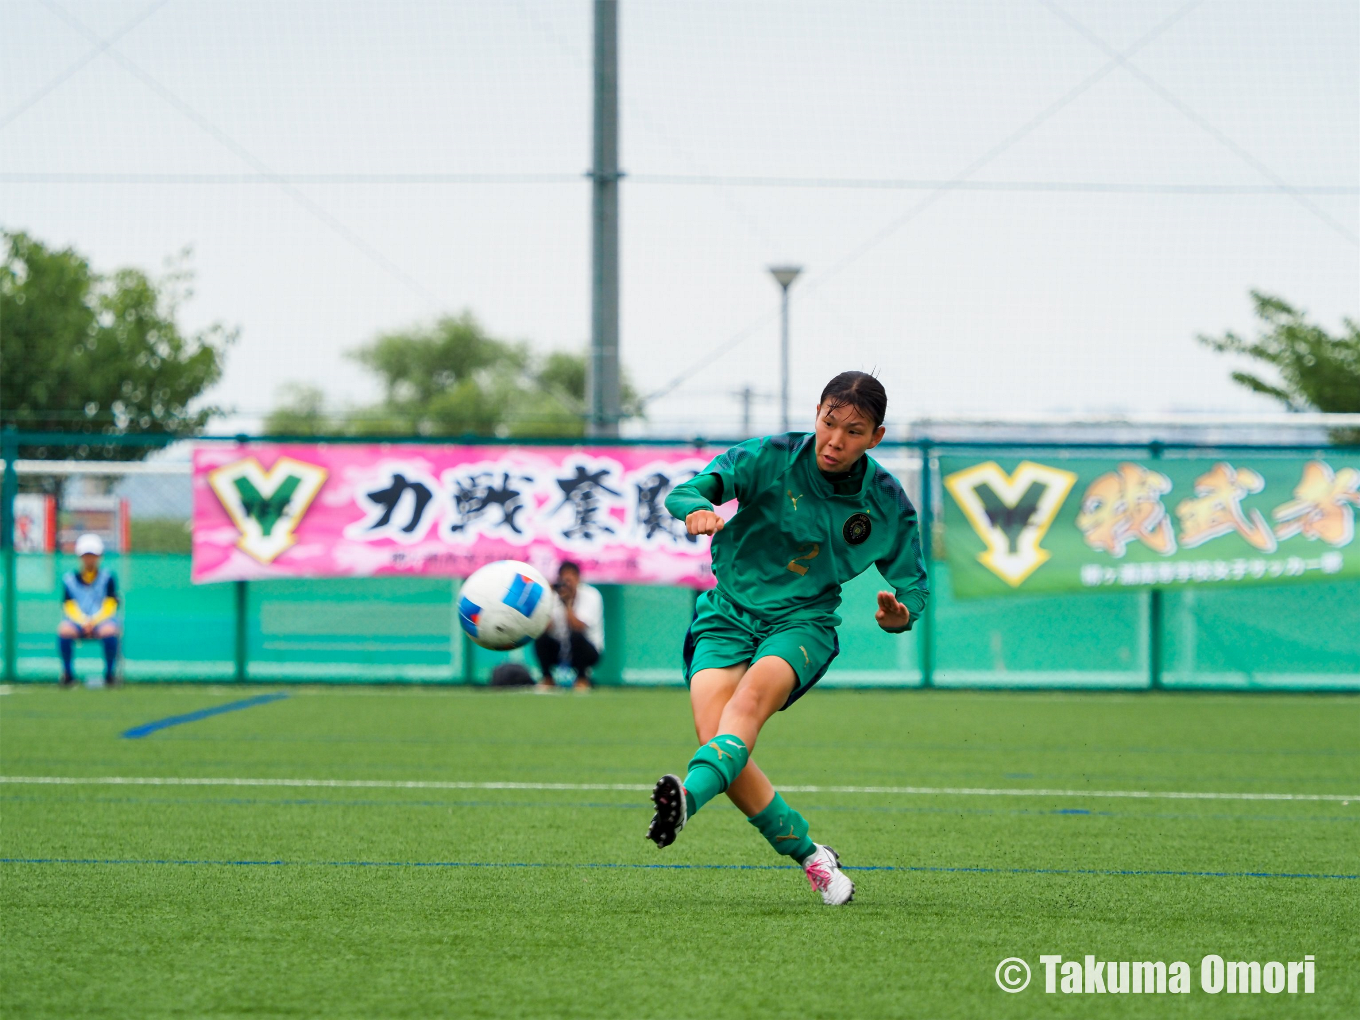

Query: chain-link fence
<box><xmin>2</xmin><ymin>431</ymin><xmax>1357</xmax><ymax>689</ymax></box>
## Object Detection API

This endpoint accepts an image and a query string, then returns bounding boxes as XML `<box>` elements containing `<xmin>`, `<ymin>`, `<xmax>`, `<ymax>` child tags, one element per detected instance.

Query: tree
<box><xmin>266</xmin><ymin>312</ymin><xmax>639</xmax><ymax>437</ymax></box>
<box><xmin>1200</xmin><ymin>291</ymin><xmax>1360</xmax><ymax>443</ymax></box>
<box><xmin>0</xmin><ymin>231</ymin><xmax>235</xmax><ymax>459</ymax></box>
<box><xmin>262</xmin><ymin>383</ymin><xmax>334</xmax><ymax>436</ymax></box>
<box><xmin>534</xmin><ymin>349</ymin><xmax>644</xmax><ymax>424</ymax></box>
<box><xmin>351</xmin><ymin>313</ymin><xmax>535</xmax><ymax>435</ymax></box>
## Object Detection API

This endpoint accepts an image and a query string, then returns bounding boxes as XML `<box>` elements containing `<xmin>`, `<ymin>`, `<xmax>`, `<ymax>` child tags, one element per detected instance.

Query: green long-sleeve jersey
<box><xmin>665</xmin><ymin>432</ymin><xmax>929</xmax><ymax>628</ymax></box>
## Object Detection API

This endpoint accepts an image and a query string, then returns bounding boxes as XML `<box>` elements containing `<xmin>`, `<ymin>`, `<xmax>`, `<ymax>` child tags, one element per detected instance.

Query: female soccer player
<box><xmin>645</xmin><ymin>371</ymin><xmax>928</xmax><ymax>905</ymax></box>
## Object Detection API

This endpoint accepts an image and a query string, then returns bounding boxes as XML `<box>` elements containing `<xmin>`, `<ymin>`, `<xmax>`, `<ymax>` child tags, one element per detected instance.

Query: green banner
<box><xmin>940</xmin><ymin>454</ymin><xmax>1360</xmax><ymax>599</ymax></box>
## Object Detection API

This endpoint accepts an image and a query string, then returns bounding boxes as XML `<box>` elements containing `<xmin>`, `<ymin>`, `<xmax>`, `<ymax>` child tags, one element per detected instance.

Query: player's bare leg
<box><xmin>691</xmin><ymin>657</ymin><xmax>794</xmax><ymax>751</ymax></box>
<box><xmin>647</xmin><ymin>657</ymin><xmax>854</xmax><ymax>903</ymax></box>
<box><xmin>689</xmin><ymin>663</ymin><xmax>779</xmax><ymax>815</ymax></box>
<box><xmin>648</xmin><ymin>661</ymin><xmax>786</xmax><ymax>848</ymax></box>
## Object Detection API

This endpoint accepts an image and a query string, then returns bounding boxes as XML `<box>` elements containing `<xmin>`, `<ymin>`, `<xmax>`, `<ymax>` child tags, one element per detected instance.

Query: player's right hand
<box><xmin>686</xmin><ymin>510</ymin><xmax>725</xmax><ymax>536</ymax></box>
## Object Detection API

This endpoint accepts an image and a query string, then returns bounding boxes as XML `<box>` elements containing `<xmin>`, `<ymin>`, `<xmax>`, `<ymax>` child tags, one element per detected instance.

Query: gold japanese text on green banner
<box><xmin>940</xmin><ymin>454</ymin><xmax>1359</xmax><ymax>599</ymax></box>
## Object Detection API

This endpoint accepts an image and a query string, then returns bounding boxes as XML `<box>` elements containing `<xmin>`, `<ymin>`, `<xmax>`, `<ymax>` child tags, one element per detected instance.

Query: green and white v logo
<box><xmin>944</xmin><ymin>460</ymin><xmax>1077</xmax><ymax>587</ymax></box>
<box><xmin>208</xmin><ymin>456</ymin><xmax>328</xmax><ymax>563</ymax></box>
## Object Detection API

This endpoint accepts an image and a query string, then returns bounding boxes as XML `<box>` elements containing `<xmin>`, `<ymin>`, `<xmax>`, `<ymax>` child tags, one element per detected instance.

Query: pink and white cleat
<box><xmin>801</xmin><ymin>843</ymin><xmax>855</xmax><ymax>905</ymax></box>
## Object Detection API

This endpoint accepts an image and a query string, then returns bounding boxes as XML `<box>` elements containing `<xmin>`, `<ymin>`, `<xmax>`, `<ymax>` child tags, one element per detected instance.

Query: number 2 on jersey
<box><xmin>786</xmin><ymin>543</ymin><xmax>820</xmax><ymax>576</ymax></box>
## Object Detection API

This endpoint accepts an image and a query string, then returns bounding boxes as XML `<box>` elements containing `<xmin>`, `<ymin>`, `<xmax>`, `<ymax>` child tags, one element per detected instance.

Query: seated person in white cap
<box><xmin>57</xmin><ymin>534</ymin><xmax>121</xmax><ymax>687</ymax></box>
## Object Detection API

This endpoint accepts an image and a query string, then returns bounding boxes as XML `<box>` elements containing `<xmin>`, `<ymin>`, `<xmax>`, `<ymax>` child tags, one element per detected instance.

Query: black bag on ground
<box><xmin>490</xmin><ymin>662</ymin><xmax>535</xmax><ymax>687</ymax></box>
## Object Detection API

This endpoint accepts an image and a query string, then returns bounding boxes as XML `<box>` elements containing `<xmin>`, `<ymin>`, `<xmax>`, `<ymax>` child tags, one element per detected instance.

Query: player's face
<box><xmin>814</xmin><ymin>402</ymin><xmax>885</xmax><ymax>473</ymax></box>
<box><xmin>79</xmin><ymin>553</ymin><xmax>100</xmax><ymax>573</ymax></box>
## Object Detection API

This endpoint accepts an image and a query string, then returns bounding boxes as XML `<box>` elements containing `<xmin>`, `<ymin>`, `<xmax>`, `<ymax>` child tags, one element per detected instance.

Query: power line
<box><xmin>642</xmin><ymin>306</ymin><xmax>781</xmax><ymax>405</ymax></box>
<box><xmin>1038</xmin><ymin>0</ymin><xmax>1359</xmax><ymax>248</ymax></box>
<box><xmin>0</xmin><ymin>0</ymin><xmax>170</xmax><ymax>130</ymax></box>
<box><xmin>635</xmin><ymin>176</ymin><xmax>1357</xmax><ymax>195</ymax></box>
<box><xmin>0</xmin><ymin>172</ymin><xmax>586</xmax><ymax>185</ymax></box>
<box><xmin>38</xmin><ymin>0</ymin><xmax>440</xmax><ymax>306</ymax></box>
<box><xmin>793</xmin><ymin>0</ymin><xmax>1210</xmax><ymax>308</ymax></box>
<box><xmin>643</xmin><ymin>0</ymin><xmax>1210</xmax><ymax>407</ymax></box>
<box><xmin>3</xmin><ymin>171</ymin><xmax>1354</xmax><ymax>195</ymax></box>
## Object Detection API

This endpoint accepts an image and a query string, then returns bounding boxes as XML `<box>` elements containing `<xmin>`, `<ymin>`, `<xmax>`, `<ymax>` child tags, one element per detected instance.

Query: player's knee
<box><xmin>724</xmin><ymin>683</ymin><xmax>770</xmax><ymax>724</ymax></box>
<box><xmin>57</xmin><ymin>622</ymin><xmax>79</xmax><ymax>637</ymax></box>
<box><xmin>95</xmin><ymin>622</ymin><xmax>121</xmax><ymax>638</ymax></box>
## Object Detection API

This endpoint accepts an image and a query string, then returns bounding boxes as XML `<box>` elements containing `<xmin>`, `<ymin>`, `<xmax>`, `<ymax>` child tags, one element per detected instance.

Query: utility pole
<box><xmin>587</xmin><ymin>0</ymin><xmax>621</xmax><ymax>437</ymax></box>
<box><xmin>731</xmin><ymin>385</ymin><xmax>774</xmax><ymax>437</ymax></box>
<box><xmin>768</xmin><ymin>265</ymin><xmax>802</xmax><ymax>432</ymax></box>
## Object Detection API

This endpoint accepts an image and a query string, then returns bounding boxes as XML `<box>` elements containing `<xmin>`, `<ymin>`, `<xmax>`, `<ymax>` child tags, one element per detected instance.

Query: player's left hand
<box><xmin>875</xmin><ymin>591</ymin><xmax>911</xmax><ymax>633</ymax></box>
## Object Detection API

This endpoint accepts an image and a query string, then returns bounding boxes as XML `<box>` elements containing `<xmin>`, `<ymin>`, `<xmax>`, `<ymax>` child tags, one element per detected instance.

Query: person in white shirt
<box><xmin>534</xmin><ymin>561</ymin><xmax>604</xmax><ymax>691</ymax></box>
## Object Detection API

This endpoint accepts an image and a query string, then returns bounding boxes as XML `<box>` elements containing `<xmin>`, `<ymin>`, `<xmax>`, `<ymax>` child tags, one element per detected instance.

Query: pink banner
<box><xmin>192</xmin><ymin>443</ymin><xmax>729</xmax><ymax>586</ymax></box>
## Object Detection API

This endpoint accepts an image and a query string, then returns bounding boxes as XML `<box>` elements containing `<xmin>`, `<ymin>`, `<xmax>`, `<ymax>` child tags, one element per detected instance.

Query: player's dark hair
<box><xmin>819</xmin><ymin>371</ymin><xmax>887</xmax><ymax>428</ymax></box>
<box><xmin>558</xmin><ymin>561</ymin><xmax>581</xmax><ymax>577</ymax></box>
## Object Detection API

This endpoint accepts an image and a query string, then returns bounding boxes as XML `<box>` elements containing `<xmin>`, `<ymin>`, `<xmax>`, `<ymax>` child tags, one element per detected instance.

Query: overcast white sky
<box><xmin>3</xmin><ymin>0</ymin><xmax>1357</xmax><ymax>436</ymax></box>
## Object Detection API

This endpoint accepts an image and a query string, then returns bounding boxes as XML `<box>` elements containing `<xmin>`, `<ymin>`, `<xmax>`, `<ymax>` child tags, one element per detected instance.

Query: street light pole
<box><xmin>768</xmin><ymin>265</ymin><xmax>802</xmax><ymax>432</ymax></box>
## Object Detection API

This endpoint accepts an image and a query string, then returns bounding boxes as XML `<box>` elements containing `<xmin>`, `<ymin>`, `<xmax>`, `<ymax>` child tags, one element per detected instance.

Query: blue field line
<box><xmin>121</xmin><ymin>694</ymin><xmax>290</xmax><ymax>739</ymax></box>
<box><xmin>8</xmin><ymin>793</ymin><xmax>1360</xmax><ymax>826</ymax></box>
<box><xmin>1</xmin><ymin>857</ymin><xmax>1353</xmax><ymax>881</ymax></box>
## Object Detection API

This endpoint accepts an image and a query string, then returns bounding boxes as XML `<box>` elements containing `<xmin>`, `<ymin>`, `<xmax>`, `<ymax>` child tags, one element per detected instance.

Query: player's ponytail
<box><xmin>819</xmin><ymin>371</ymin><xmax>887</xmax><ymax>428</ymax></box>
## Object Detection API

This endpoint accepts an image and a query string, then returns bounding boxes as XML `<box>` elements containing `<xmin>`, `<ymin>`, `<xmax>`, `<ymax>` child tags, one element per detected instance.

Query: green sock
<box><xmin>681</xmin><ymin>734</ymin><xmax>749</xmax><ymax>817</ymax></box>
<box><xmin>747</xmin><ymin>792</ymin><xmax>817</xmax><ymax>863</ymax></box>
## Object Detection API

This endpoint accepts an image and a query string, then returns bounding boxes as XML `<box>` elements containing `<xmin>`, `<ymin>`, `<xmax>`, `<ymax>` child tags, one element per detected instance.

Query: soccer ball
<box><xmin>457</xmin><ymin>560</ymin><xmax>554</xmax><ymax>650</ymax></box>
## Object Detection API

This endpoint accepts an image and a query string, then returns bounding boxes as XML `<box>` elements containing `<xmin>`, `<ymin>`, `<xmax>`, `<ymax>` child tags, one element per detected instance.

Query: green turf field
<box><xmin>2</xmin><ymin>684</ymin><xmax>1357</xmax><ymax>1019</ymax></box>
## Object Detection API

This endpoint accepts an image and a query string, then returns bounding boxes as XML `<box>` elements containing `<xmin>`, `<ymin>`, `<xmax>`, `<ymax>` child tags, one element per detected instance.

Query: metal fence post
<box><xmin>1148</xmin><ymin>441</ymin><xmax>1164</xmax><ymax>690</ymax></box>
<box><xmin>595</xmin><ymin>584</ymin><xmax>626</xmax><ymax>685</ymax></box>
<box><xmin>2</xmin><ymin>428</ymin><xmax>17</xmax><ymax>683</ymax></box>
<box><xmin>234</xmin><ymin>579</ymin><xmax>248</xmax><ymax>683</ymax></box>
<box><xmin>918</xmin><ymin>439</ymin><xmax>935</xmax><ymax>688</ymax></box>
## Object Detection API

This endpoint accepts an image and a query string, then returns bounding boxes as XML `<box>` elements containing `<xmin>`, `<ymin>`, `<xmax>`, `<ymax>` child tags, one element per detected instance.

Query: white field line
<box><xmin>0</xmin><ymin>776</ymin><xmax>1354</xmax><ymax>803</ymax></box>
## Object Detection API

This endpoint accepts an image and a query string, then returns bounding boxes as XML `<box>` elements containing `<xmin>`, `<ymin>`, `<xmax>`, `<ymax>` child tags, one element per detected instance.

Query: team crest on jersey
<box><xmin>944</xmin><ymin>461</ymin><xmax>1076</xmax><ymax>587</ymax></box>
<box><xmin>842</xmin><ymin>512</ymin><xmax>872</xmax><ymax>545</ymax></box>
<box><xmin>208</xmin><ymin>456</ymin><xmax>328</xmax><ymax>563</ymax></box>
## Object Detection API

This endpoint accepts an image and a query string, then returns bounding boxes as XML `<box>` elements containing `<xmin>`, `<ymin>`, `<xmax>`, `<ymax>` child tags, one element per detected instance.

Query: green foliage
<box><xmin>537</xmin><ymin>349</ymin><xmax>588</xmax><ymax>403</ymax></box>
<box><xmin>0</xmin><ymin>231</ymin><xmax>234</xmax><ymax>459</ymax></box>
<box><xmin>262</xmin><ymin>384</ymin><xmax>336</xmax><ymax>437</ymax></box>
<box><xmin>536</xmin><ymin>349</ymin><xmax>645</xmax><ymax>424</ymax></box>
<box><xmin>1200</xmin><ymin>291</ymin><xmax>1360</xmax><ymax>442</ymax></box>
<box><xmin>267</xmin><ymin>312</ymin><xmax>639</xmax><ymax>438</ymax></box>
<box><xmin>350</xmin><ymin>312</ymin><xmax>584</xmax><ymax>437</ymax></box>
<box><xmin>128</xmin><ymin>517</ymin><xmax>193</xmax><ymax>553</ymax></box>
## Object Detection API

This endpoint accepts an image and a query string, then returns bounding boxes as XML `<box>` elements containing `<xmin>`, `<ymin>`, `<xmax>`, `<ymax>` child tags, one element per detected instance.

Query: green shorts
<box><xmin>682</xmin><ymin>589</ymin><xmax>840</xmax><ymax>710</ymax></box>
